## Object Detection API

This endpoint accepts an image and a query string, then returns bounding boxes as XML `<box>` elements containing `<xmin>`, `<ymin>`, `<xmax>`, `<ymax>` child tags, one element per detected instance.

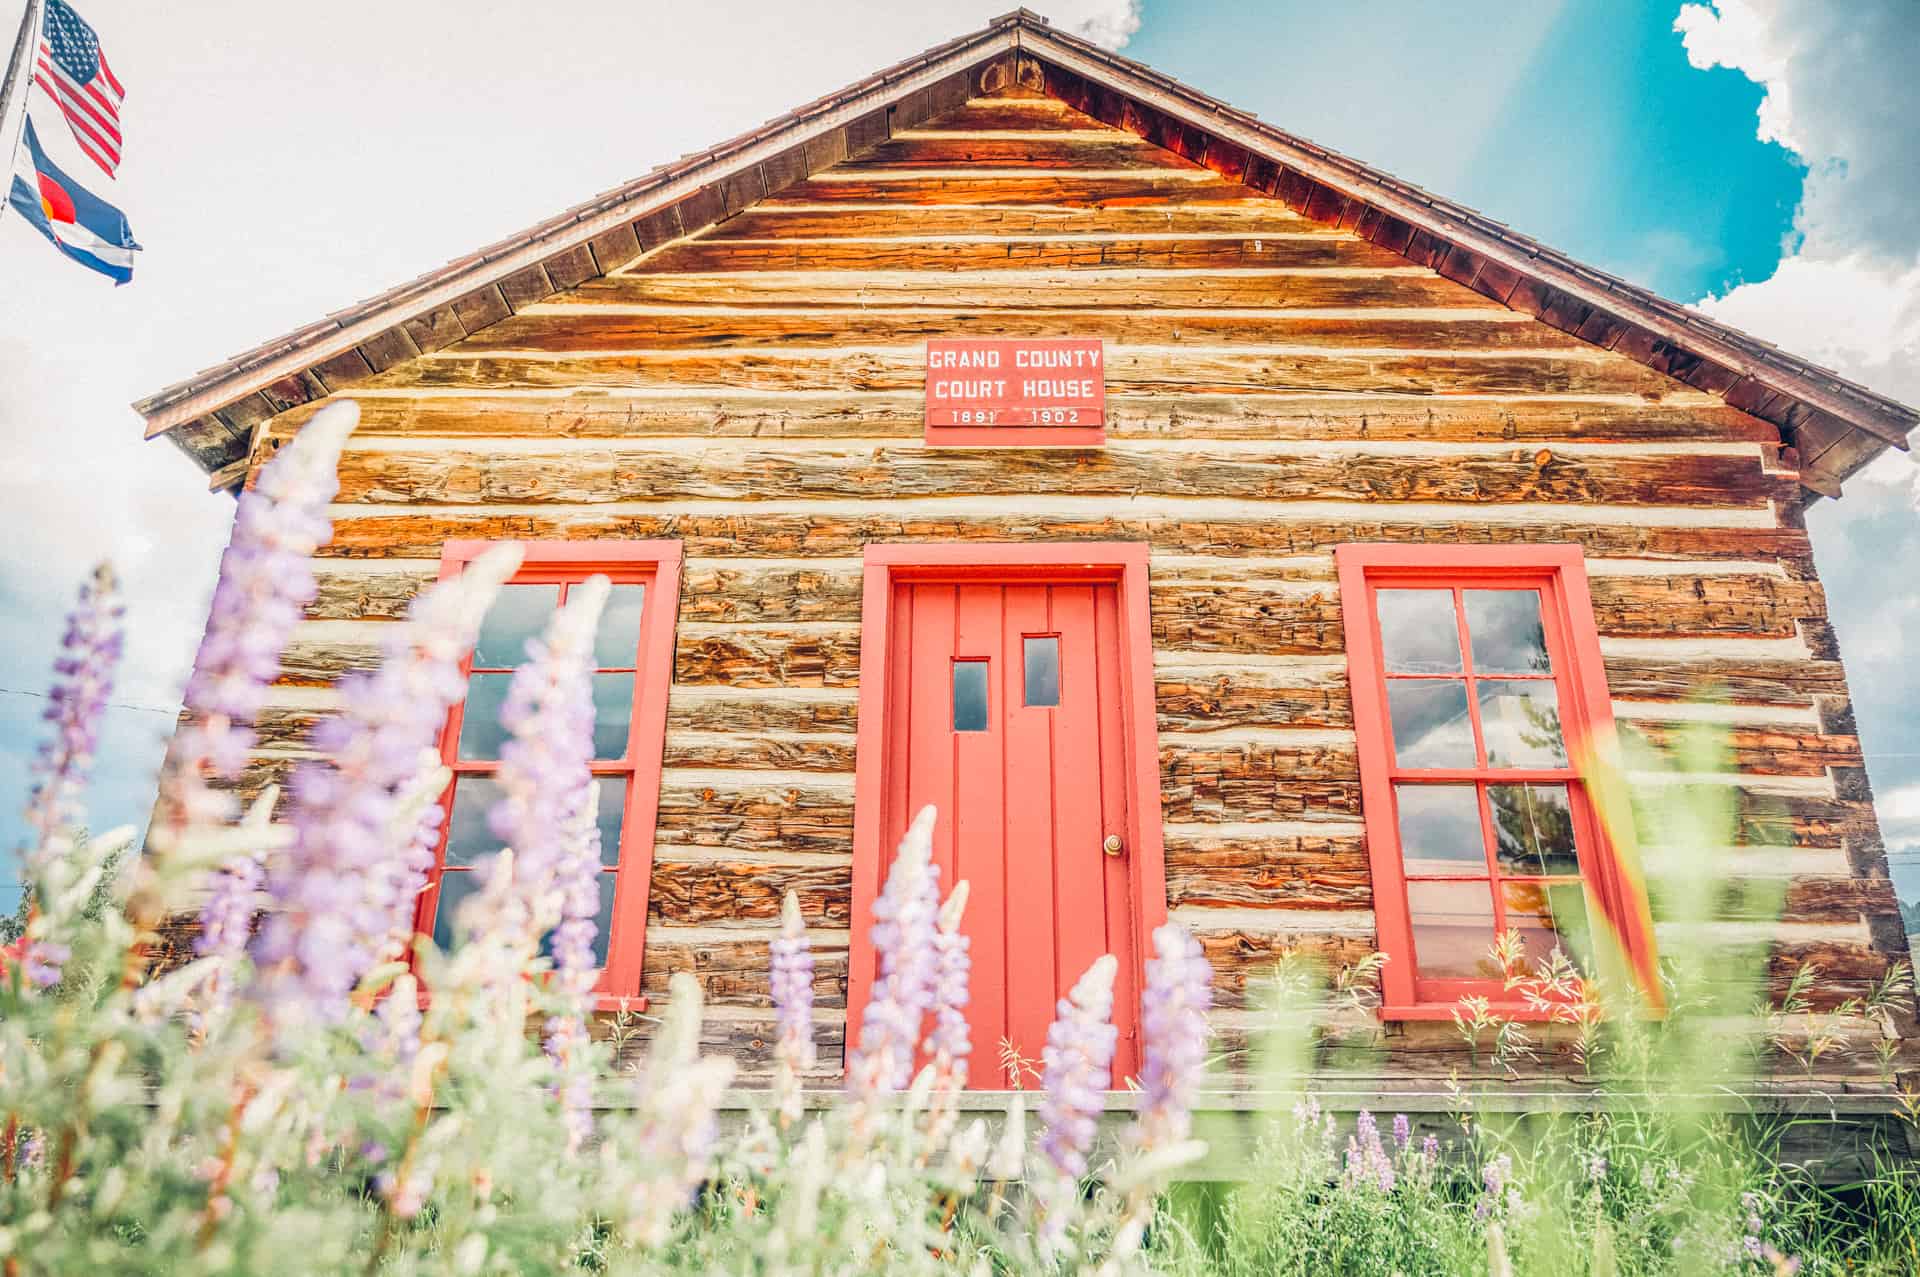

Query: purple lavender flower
<box><xmin>23</xmin><ymin>563</ymin><xmax>124</xmax><ymax>857</ymax></box>
<box><xmin>1392</xmin><ymin>1113</ymin><xmax>1411</xmax><ymax>1149</ymax></box>
<box><xmin>1038</xmin><ymin>954</ymin><xmax>1119</xmax><ymax>1181</ymax></box>
<box><xmin>14</xmin><ymin>563</ymin><xmax>125</xmax><ymax>988</ymax></box>
<box><xmin>197</xmin><ymin>852</ymin><xmax>263</xmax><ymax>963</ymax></box>
<box><xmin>157</xmin><ymin>403</ymin><xmax>356</xmax><ymax>838</ymax></box>
<box><xmin>1421</xmin><ymin>1133</ymin><xmax>1439</xmax><ymax>1165</ymax></box>
<box><xmin>1345</xmin><ymin>1110</ymin><xmax>1395</xmax><ymax>1192</ymax></box>
<box><xmin>486</xmin><ymin>576</ymin><xmax>608</xmax><ymax>958</ymax></box>
<box><xmin>1132</xmin><ymin>922</ymin><xmax>1212</xmax><ymax>1152</ymax></box>
<box><xmin>847</xmin><ymin>805</ymin><xmax>942</xmax><ymax>1095</ymax></box>
<box><xmin>928</xmin><ymin>879</ymin><xmax>973</xmax><ymax>1086</ymax></box>
<box><xmin>249</xmin><ymin>544</ymin><xmax>523</xmax><ymax>1023</ymax></box>
<box><xmin>771</xmin><ymin>889</ymin><xmax>817</xmax><ymax>1123</ymax></box>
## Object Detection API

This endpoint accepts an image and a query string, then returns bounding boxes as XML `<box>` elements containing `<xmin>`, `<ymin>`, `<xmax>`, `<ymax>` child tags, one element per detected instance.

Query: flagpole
<box><xmin>0</xmin><ymin>0</ymin><xmax>44</xmax><ymax>216</ymax></box>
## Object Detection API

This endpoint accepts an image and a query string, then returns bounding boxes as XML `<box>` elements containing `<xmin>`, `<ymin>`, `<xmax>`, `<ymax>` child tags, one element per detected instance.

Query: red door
<box><xmin>881</xmin><ymin>578</ymin><xmax>1141</xmax><ymax>1085</ymax></box>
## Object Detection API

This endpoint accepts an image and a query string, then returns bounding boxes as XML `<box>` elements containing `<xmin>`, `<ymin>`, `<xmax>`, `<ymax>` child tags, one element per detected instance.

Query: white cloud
<box><xmin>1060</xmin><ymin>0</ymin><xmax>1142</xmax><ymax>49</ymax></box>
<box><xmin>1675</xmin><ymin>2</ymin><xmax>1920</xmax><ymax>891</ymax></box>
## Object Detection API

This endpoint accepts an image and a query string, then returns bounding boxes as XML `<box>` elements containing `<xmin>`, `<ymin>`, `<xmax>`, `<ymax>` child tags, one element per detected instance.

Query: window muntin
<box><xmin>1338</xmin><ymin>546</ymin><xmax>1650</xmax><ymax>1016</ymax></box>
<box><xmin>416</xmin><ymin>543</ymin><xmax>679</xmax><ymax>1004</ymax></box>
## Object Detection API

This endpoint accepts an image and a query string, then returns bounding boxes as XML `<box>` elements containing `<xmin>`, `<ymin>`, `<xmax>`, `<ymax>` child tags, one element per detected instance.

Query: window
<box><xmin>1335</xmin><ymin>544</ymin><xmax>1654</xmax><ymax>1018</ymax></box>
<box><xmin>416</xmin><ymin>540</ymin><xmax>682</xmax><ymax>1004</ymax></box>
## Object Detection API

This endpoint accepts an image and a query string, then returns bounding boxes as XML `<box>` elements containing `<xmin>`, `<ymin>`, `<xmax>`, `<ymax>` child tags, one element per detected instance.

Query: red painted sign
<box><xmin>924</xmin><ymin>338</ymin><xmax>1106</xmax><ymax>446</ymax></box>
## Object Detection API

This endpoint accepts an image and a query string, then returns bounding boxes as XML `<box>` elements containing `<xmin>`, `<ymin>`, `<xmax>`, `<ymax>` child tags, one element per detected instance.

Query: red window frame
<box><xmin>413</xmin><ymin>539</ymin><xmax>682</xmax><ymax>1007</ymax></box>
<box><xmin>1336</xmin><ymin>543</ymin><xmax>1655</xmax><ymax>1020</ymax></box>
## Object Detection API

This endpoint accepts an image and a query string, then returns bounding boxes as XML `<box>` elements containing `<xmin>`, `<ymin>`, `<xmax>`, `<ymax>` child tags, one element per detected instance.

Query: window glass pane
<box><xmin>540</xmin><ymin>872</ymin><xmax>618</xmax><ymax>969</ymax></box>
<box><xmin>1487</xmin><ymin>783</ymin><xmax>1579</xmax><ymax>877</ymax></box>
<box><xmin>430</xmin><ymin>868</ymin><xmax>481</xmax><ymax>953</ymax></box>
<box><xmin>1395</xmin><ymin>784</ymin><xmax>1486</xmax><ymax>875</ymax></box>
<box><xmin>474</xmin><ymin>584</ymin><xmax>558</xmax><ymax>669</ymax></box>
<box><xmin>457</xmin><ymin>673</ymin><xmax>514</xmax><ymax>760</ymax></box>
<box><xmin>1387</xmin><ymin>680</ymin><xmax>1475</xmax><ymax>768</ymax></box>
<box><xmin>594</xmin><ymin>778</ymin><xmax>626</xmax><ymax>867</ymax></box>
<box><xmin>1465</xmin><ymin>590</ymin><xmax>1551</xmax><ymax>674</ymax></box>
<box><xmin>1477</xmin><ymin>680</ymin><xmax>1567</xmax><ymax>768</ymax></box>
<box><xmin>1408</xmin><ymin>879</ymin><xmax>1498</xmax><ymax>980</ymax></box>
<box><xmin>1023</xmin><ymin>636</ymin><xmax>1060</xmax><ymax>707</ymax></box>
<box><xmin>1502</xmin><ymin>879</ymin><xmax>1591</xmax><ymax>974</ymax></box>
<box><xmin>1376</xmin><ymin>589</ymin><xmax>1462</xmax><ymax>674</ymax></box>
<box><xmin>593</xmin><ymin>584</ymin><xmax>647</xmax><ymax>669</ymax></box>
<box><xmin>444</xmin><ymin>777</ymin><xmax>503</xmax><ymax>866</ymax></box>
<box><xmin>592</xmin><ymin>673</ymin><xmax>635</xmax><ymax>759</ymax></box>
<box><xmin>953</xmin><ymin>661</ymin><xmax>989</xmax><ymax>732</ymax></box>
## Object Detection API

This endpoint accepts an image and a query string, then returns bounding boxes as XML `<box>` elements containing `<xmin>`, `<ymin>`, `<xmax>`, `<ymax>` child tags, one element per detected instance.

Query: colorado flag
<box><xmin>9</xmin><ymin>117</ymin><xmax>139</xmax><ymax>283</ymax></box>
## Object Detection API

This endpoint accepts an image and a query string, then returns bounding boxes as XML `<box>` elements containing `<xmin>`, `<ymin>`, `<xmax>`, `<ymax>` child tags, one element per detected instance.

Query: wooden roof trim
<box><xmin>1010</xmin><ymin>18</ymin><xmax>1915</xmax><ymax>494</ymax></box>
<box><xmin>134</xmin><ymin>25</ymin><xmax>1018</xmax><ymax>441</ymax></box>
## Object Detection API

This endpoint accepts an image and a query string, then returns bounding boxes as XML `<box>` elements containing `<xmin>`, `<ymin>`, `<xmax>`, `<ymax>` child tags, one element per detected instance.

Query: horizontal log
<box><xmin>377</xmin><ymin>347</ymin><xmax>1688</xmax><ymax>402</ymax></box>
<box><xmin>661</xmin><ymin>731</ymin><xmax>858</xmax><ymax>771</ymax></box>
<box><xmin>906</xmin><ymin>98</ymin><xmax>1105</xmax><ymax>132</ymax></box>
<box><xmin>1193</xmin><ymin>927</ymin><xmax>1381</xmax><ymax>1010</ymax></box>
<box><xmin>850</xmin><ymin>135</ymin><xmax>1199</xmax><ymax>171</ymax></box>
<box><xmin>606</xmin><ymin>1010</ymin><xmax>846</xmax><ymax>1079</ymax></box>
<box><xmin>1164</xmin><ymin>830</ymin><xmax>1373</xmax><ymax>910</ymax></box>
<box><xmin>321</xmin><ymin>509</ymin><xmax>1810</xmax><ymax>568</ymax></box>
<box><xmin>706</xmin><ymin>203</ymin><xmax>1322</xmax><ymax>238</ymax></box>
<box><xmin>654</xmin><ymin>774</ymin><xmax>854</xmax><ymax>854</ymax></box>
<box><xmin>648</xmin><ymin>857</ymin><xmax>851</xmax><ymax>927</ymax></box>
<box><xmin>675</xmin><ymin>625</ymin><xmax>861</xmax><ymax>688</ymax></box>
<box><xmin>1625</xmin><ymin>721</ymin><xmax>1863</xmax><ymax>778</ymax></box>
<box><xmin>467</xmin><ymin>308</ymin><xmax>1586</xmax><ymax>354</ymax></box>
<box><xmin>642</xmin><ymin>930</ymin><xmax>847</xmax><ymax>1009</ymax></box>
<box><xmin>763</xmin><ymin>174</ymin><xmax>1255</xmax><ymax>207</ymax></box>
<box><xmin>571</xmin><ymin>268</ymin><xmax>1491</xmax><ymax>310</ymax></box>
<box><xmin>1590</xmin><ymin>576</ymin><xmax>1822</xmax><ymax>641</ymax></box>
<box><xmin>1161</xmin><ymin>740</ymin><xmax>1363</xmax><ymax>824</ymax></box>
<box><xmin>1602</xmin><ymin>657</ymin><xmax>1844</xmax><ymax>709</ymax></box>
<box><xmin>309</xmin><ymin>565</ymin><xmax>436</xmax><ymax>620</ymax></box>
<box><xmin>331</xmin><ymin>443</ymin><xmax>1777</xmax><ymax>510</ymax></box>
<box><xmin>1156</xmin><ymin>665</ymin><xmax>1355</xmax><ymax>731</ymax></box>
<box><xmin>678</xmin><ymin>561</ymin><xmax>864</xmax><ymax>623</ymax></box>
<box><xmin>667</xmin><ymin>688</ymin><xmax>859</xmax><ymax>735</ymax></box>
<box><xmin>278</xmin><ymin>393</ymin><xmax>1777</xmax><ymax>445</ymax></box>
<box><xmin>637</xmin><ymin>234</ymin><xmax>1405</xmax><ymax>273</ymax></box>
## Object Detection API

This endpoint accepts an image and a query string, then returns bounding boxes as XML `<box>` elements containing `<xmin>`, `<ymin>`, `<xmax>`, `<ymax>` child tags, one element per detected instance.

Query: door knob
<box><xmin>1103</xmin><ymin>834</ymin><xmax>1124</xmax><ymax>857</ymax></box>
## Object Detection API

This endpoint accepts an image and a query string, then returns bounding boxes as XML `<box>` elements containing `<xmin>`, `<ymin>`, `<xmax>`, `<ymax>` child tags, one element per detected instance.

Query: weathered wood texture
<box><xmin>212</xmin><ymin>90</ymin><xmax>1905</xmax><ymax>1088</ymax></box>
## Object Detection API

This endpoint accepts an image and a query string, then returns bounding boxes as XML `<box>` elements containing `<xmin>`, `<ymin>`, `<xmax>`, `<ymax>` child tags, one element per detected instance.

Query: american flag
<box><xmin>32</xmin><ymin>0</ymin><xmax>125</xmax><ymax>179</ymax></box>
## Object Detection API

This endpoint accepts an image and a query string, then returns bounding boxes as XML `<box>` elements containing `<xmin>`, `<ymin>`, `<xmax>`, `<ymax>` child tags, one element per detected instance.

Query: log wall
<box><xmin>224</xmin><ymin>89</ymin><xmax>1909</xmax><ymax>1091</ymax></box>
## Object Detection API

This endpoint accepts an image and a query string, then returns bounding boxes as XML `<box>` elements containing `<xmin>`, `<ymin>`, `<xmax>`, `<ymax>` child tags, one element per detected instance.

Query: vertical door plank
<box><xmin>1050</xmin><ymin>584</ymin><xmax>1110</xmax><ymax>1053</ymax></box>
<box><xmin>955</xmin><ymin>583</ymin><xmax>1008</xmax><ymax>1067</ymax></box>
<box><xmin>907</xmin><ymin>585</ymin><xmax>959</xmax><ymax>896</ymax></box>
<box><xmin>1092</xmin><ymin>582</ymin><xmax>1140</xmax><ymax>1079</ymax></box>
<box><xmin>1002</xmin><ymin>583</ymin><xmax>1058</xmax><ymax>1074</ymax></box>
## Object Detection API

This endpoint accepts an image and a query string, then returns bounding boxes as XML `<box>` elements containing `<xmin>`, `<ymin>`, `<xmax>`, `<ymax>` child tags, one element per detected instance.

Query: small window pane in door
<box><xmin>1023</xmin><ymin>636</ymin><xmax>1060</xmax><ymax>707</ymax></box>
<box><xmin>953</xmin><ymin>661</ymin><xmax>989</xmax><ymax>732</ymax></box>
<box><xmin>444</xmin><ymin>777</ymin><xmax>504</xmax><ymax>866</ymax></box>
<box><xmin>457</xmin><ymin>673</ymin><xmax>515</xmax><ymax>760</ymax></box>
<box><xmin>591</xmin><ymin>673</ymin><xmax>635</xmax><ymax>759</ymax></box>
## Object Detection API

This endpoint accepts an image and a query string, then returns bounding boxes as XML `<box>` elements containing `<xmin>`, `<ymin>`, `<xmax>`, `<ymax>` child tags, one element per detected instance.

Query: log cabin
<box><xmin>132</xmin><ymin>11</ymin><xmax>1920</xmax><ymax>1150</ymax></box>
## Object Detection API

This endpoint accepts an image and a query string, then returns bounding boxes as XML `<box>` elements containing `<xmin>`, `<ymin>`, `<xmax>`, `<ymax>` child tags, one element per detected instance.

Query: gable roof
<box><xmin>135</xmin><ymin>9</ymin><xmax>1916</xmax><ymax>501</ymax></box>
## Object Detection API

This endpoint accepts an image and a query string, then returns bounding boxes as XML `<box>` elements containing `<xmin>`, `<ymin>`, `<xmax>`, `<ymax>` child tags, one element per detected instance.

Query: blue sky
<box><xmin>2</xmin><ymin>0</ymin><xmax>1916</xmax><ymax>908</ymax></box>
